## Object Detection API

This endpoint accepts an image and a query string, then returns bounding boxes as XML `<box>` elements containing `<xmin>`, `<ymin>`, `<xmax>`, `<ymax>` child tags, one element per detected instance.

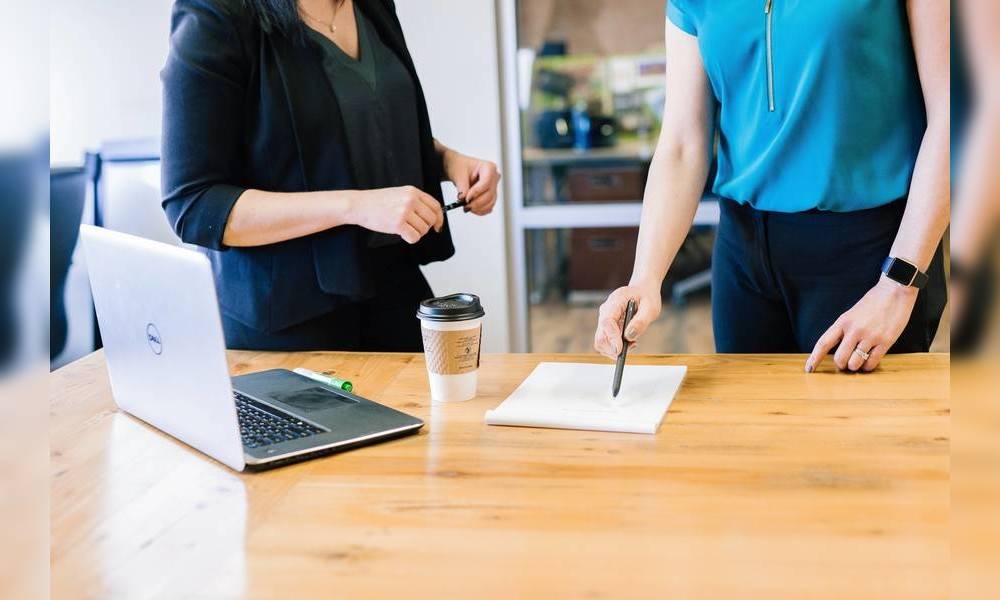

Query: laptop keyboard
<box><xmin>234</xmin><ymin>392</ymin><xmax>324</xmax><ymax>449</ymax></box>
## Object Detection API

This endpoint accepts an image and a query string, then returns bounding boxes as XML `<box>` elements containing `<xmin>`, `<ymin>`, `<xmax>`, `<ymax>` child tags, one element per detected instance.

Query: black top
<box><xmin>306</xmin><ymin>6</ymin><xmax>424</xmax><ymax>193</ymax></box>
<box><xmin>160</xmin><ymin>0</ymin><xmax>454</xmax><ymax>334</ymax></box>
<box><xmin>307</xmin><ymin>6</ymin><xmax>425</xmax><ymax>251</ymax></box>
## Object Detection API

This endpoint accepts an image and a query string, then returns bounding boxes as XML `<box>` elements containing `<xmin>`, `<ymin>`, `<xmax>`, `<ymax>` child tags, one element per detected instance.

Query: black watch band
<box><xmin>881</xmin><ymin>256</ymin><xmax>929</xmax><ymax>289</ymax></box>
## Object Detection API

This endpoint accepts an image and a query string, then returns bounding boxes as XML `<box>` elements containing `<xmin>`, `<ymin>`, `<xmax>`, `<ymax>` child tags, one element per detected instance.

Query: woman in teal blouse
<box><xmin>594</xmin><ymin>1</ymin><xmax>949</xmax><ymax>373</ymax></box>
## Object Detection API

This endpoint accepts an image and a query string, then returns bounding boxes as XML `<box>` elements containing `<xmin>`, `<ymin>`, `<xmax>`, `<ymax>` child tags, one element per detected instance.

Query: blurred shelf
<box><xmin>518</xmin><ymin>198</ymin><xmax>720</xmax><ymax>229</ymax></box>
<box><xmin>521</xmin><ymin>141</ymin><xmax>656</xmax><ymax>166</ymax></box>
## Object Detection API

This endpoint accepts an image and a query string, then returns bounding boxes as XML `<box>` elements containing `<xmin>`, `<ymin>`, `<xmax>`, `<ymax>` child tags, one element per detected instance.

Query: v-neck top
<box><xmin>307</xmin><ymin>4</ymin><xmax>425</xmax><ymax>194</ymax></box>
<box><xmin>666</xmin><ymin>0</ymin><xmax>927</xmax><ymax>213</ymax></box>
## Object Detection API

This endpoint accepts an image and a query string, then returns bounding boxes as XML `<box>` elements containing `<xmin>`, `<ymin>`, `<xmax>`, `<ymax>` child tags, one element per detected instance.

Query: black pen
<box><xmin>612</xmin><ymin>299</ymin><xmax>637</xmax><ymax>398</ymax></box>
<box><xmin>444</xmin><ymin>199</ymin><xmax>468</xmax><ymax>212</ymax></box>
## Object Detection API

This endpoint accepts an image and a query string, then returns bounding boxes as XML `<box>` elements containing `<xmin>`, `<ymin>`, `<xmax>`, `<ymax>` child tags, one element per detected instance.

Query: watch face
<box><xmin>886</xmin><ymin>258</ymin><xmax>917</xmax><ymax>284</ymax></box>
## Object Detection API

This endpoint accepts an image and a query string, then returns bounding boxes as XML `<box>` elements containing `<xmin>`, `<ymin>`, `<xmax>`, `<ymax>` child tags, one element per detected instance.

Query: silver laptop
<box><xmin>79</xmin><ymin>225</ymin><xmax>423</xmax><ymax>471</ymax></box>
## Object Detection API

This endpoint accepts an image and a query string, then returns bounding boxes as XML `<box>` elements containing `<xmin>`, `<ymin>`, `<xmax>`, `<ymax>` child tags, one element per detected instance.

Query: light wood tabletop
<box><xmin>51</xmin><ymin>352</ymin><xmax>949</xmax><ymax>599</ymax></box>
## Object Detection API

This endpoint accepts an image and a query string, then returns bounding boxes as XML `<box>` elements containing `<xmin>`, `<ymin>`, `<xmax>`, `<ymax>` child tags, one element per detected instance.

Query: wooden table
<box><xmin>51</xmin><ymin>352</ymin><xmax>949</xmax><ymax>599</ymax></box>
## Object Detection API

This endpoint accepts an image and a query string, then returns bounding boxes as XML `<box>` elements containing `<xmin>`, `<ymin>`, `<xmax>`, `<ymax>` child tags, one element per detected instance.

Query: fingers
<box><xmin>809</xmin><ymin>319</ymin><xmax>890</xmax><ymax>374</ymax></box>
<box><xmin>413</xmin><ymin>189</ymin><xmax>445</xmax><ymax>232</ymax></box>
<box><xmin>624</xmin><ymin>298</ymin><xmax>658</xmax><ymax>342</ymax></box>
<box><xmin>862</xmin><ymin>344</ymin><xmax>888</xmax><ymax>372</ymax></box>
<box><xmin>405</xmin><ymin>210</ymin><xmax>432</xmax><ymax>238</ymax></box>
<box><xmin>466</xmin><ymin>163</ymin><xmax>500</xmax><ymax>200</ymax></box>
<box><xmin>806</xmin><ymin>322</ymin><xmax>843</xmax><ymax>373</ymax></box>
<box><xmin>593</xmin><ymin>327</ymin><xmax>618</xmax><ymax>359</ymax></box>
<box><xmin>833</xmin><ymin>330</ymin><xmax>861</xmax><ymax>371</ymax></box>
<box><xmin>451</xmin><ymin>168</ymin><xmax>472</xmax><ymax>200</ymax></box>
<box><xmin>393</xmin><ymin>187</ymin><xmax>433</xmax><ymax>238</ymax></box>
<box><xmin>595</xmin><ymin>294</ymin><xmax>627</xmax><ymax>358</ymax></box>
<box><xmin>594</xmin><ymin>287</ymin><xmax>659</xmax><ymax>357</ymax></box>
<box><xmin>394</xmin><ymin>188</ymin><xmax>440</xmax><ymax>243</ymax></box>
<box><xmin>595</xmin><ymin>314</ymin><xmax>623</xmax><ymax>358</ymax></box>
<box><xmin>464</xmin><ymin>163</ymin><xmax>501</xmax><ymax>215</ymax></box>
<box><xmin>400</xmin><ymin>200</ymin><xmax>433</xmax><ymax>238</ymax></box>
<box><xmin>467</xmin><ymin>190</ymin><xmax>498</xmax><ymax>215</ymax></box>
<box><xmin>593</xmin><ymin>326</ymin><xmax>608</xmax><ymax>357</ymax></box>
<box><xmin>410</xmin><ymin>196</ymin><xmax>441</xmax><ymax>233</ymax></box>
<box><xmin>846</xmin><ymin>340</ymin><xmax>873</xmax><ymax>372</ymax></box>
<box><xmin>398</xmin><ymin>222</ymin><xmax>422</xmax><ymax>245</ymax></box>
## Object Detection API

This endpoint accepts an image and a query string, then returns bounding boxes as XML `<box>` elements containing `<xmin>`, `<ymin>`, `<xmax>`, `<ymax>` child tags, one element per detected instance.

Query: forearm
<box><xmin>433</xmin><ymin>139</ymin><xmax>451</xmax><ymax>159</ymax></box>
<box><xmin>434</xmin><ymin>139</ymin><xmax>455</xmax><ymax>181</ymax></box>
<box><xmin>891</xmin><ymin>0</ymin><xmax>950</xmax><ymax>273</ymax></box>
<box><xmin>222</xmin><ymin>189</ymin><xmax>357</xmax><ymax>247</ymax></box>
<box><xmin>629</xmin><ymin>137</ymin><xmax>711</xmax><ymax>290</ymax></box>
<box><xmin>889</xmin><ymin>116</ymin><xmax>950</xmax><ymax>272</ymax></box>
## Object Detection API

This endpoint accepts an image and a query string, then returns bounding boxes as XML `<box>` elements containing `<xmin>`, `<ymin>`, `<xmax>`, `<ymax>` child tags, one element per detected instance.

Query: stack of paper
<box><xmin>485</xmin><ymin>362</ymin><xmax>687</xmax><ymax>434</ymax></box>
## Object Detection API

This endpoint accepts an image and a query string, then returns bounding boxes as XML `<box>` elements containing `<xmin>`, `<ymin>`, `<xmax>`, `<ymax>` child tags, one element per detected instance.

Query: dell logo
<box><xmin>146</xmin><ymin>323</ymin><xmax>163</xmax><ymax>355</ymax></box>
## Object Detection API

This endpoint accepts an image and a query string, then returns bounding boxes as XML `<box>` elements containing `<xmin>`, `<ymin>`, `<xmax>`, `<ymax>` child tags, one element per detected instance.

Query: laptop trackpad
<box><xmin>265</xmin><ymin>386</ymin><xmax>357</xmax><ymax>413</ymax></box>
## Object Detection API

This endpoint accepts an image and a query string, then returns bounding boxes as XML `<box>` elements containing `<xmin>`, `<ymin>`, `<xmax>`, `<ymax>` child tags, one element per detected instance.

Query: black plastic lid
<box><xmin>417</xmin><ymin>293</ymin><xmax>485</xmax><ymax>322</ymax></box>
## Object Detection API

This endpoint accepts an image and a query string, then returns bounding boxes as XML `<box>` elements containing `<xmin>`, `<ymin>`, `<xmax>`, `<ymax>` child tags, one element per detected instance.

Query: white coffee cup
<box><xmin>417</xmin><ymin>294</ymin><xmax>485</xmax><ymax>403</ymax></box>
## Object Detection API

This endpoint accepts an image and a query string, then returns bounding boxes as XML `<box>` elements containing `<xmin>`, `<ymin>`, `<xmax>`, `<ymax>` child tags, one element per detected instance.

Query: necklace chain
<box><xmin>299</xmin><ymin>0</ymin><xmax>346</xmax><ymax>35</ymax></box>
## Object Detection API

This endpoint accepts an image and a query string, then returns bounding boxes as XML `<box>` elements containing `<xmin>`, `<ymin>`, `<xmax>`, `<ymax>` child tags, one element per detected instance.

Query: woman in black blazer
<box><xmin>160</xmin><ymin>0</ymin><xmax>501</xmax><ymax>352</ymax></box>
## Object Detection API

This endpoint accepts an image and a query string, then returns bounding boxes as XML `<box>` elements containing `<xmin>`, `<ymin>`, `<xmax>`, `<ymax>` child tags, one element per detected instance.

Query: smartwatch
<box><xmin>881</xmin><ymin>256</ymin><xmax>929</xmax><ymax>289</ymax></box>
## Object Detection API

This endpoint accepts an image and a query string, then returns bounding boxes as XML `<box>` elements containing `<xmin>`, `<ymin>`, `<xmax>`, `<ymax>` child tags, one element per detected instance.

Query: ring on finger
<box><xmin>853</xmin><ymin>346</ymin><xmax>871</xmax><ymax>361</ymax></box>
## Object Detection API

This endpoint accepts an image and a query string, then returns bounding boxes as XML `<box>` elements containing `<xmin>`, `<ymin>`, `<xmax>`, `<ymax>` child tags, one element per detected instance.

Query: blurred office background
<box><xmin>49</xmin><ymin>0</ymin><xmax>948</xmax><ymax>369</ymax></box>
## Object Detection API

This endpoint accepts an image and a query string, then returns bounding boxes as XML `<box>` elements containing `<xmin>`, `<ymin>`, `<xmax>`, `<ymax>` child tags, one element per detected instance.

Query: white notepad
<box><xmin>485</xmin><ymin>362</ymin><xmax>687</xmax><ymax>434</ymax></box>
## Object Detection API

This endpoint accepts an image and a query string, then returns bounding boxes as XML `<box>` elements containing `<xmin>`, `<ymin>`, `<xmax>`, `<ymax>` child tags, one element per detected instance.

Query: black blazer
<box><xmin>161</xmin><ymin>0</ymin><xmax>455</xmax><ymax>333</ymax></box>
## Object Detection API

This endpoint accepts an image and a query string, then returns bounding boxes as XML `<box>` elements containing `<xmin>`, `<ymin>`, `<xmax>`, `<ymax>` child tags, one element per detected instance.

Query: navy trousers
<box><xmin>711</xmin><ymin>198</ymin><xmax>947</xmax><ymax>354</ymax></box>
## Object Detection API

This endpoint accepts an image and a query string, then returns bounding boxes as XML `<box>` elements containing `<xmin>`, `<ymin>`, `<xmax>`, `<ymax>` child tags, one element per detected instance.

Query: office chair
<box><xmin>95</xmin><ymin>138</ymin><xmax>179</xmax><ymax>245</ymax></box>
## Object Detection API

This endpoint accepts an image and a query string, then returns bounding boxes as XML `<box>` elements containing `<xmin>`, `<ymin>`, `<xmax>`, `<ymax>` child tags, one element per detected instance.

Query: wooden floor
<box><xmin>530</xmin><ymin>296</ymin><xmax>951</xmax><ymax>354</ymax></box>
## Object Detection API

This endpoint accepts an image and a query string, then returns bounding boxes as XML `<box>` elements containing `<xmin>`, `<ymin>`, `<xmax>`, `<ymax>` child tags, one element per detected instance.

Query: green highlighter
<box><xmin>293</xmin><ymin>367</ymin><xmax>354</xmax><ymax>393</ymax></box>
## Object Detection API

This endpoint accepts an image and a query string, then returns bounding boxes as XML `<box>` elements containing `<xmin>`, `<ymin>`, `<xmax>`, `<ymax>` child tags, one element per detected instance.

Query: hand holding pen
<box><xmin>594</xmin><ymin>285</ymin><xmax>663</xmax><ymax>359</ymax></box>
<box><xmin>440</xmin><ymin>147</ymin><xmax>502</xmax><ymax>215</ymax></box>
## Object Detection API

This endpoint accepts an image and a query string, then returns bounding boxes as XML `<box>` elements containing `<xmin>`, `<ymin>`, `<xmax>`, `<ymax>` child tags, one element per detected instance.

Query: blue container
<box><xmin>572</xmin><ymin>104</ymin><xmax>592</xmax><ymax>151</ymax></box>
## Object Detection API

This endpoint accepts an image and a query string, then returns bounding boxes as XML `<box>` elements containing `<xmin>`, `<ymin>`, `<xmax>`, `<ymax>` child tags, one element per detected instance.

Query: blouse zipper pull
<box><xmin>764</xmin><ymin>0</ymin><xmax>776</xmax><ymax>112</ymax></box>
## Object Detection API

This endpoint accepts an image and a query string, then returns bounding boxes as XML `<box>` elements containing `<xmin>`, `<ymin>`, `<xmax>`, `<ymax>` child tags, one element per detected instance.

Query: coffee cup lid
<box><xmin>417</xmin><ymin>293</ymin><xmax>485</xmax><ymax>322</ymax></box>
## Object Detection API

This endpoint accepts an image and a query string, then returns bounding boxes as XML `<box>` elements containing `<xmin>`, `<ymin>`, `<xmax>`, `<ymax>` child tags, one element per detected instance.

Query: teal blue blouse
<box><xmin>667</xmin><ymin>0</ymin><xmax>926</xmax><ymax>213</ymax></box>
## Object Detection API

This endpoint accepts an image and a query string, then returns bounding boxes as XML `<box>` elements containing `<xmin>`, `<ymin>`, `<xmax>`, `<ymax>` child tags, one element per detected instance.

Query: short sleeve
<box><xmin>666</xmin><ymin>0</ymin><xmax>698</xmax><ymax>36</ymax></box>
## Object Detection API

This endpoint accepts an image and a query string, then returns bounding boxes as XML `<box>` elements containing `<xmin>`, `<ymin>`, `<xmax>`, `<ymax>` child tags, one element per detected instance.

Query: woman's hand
<box><xmin>806</xmin><ymin>277</ymin><xmax>919</xmax><ymax>373</ymax></box>
<box><xmin>441</xmin><ymin>149</ymin><xmax>501</xmax><ymax>216</ymax></box>
<box><xmin>349</xmin><ymin>186</ymin><xmax>444</xmax><ymax>245</ymax></box>
<box><xmin>593</xmin><ymin>284</ymin><xmax>662</xmax><ymax>359</ymax></box>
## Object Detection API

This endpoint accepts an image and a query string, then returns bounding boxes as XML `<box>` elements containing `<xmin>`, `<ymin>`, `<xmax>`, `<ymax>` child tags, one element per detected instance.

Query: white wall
<box><xmin>1</xmin><ymin>3</ymin><xmax>48</xmax><ymax>150</ymax></box>
<box><xmin>50</xmin><ymin>0</ymin><xmax>171</xmax><ymax>166</ymax></box>
<box><xmin>49</xmin><ymin>0</ymin><xmax>512</xmax><ymax>352</ymax></box>
<box><xmin>396</xmin><ymin>0</ymin><xmax>511</xmax><ymax>352</ymax></box>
